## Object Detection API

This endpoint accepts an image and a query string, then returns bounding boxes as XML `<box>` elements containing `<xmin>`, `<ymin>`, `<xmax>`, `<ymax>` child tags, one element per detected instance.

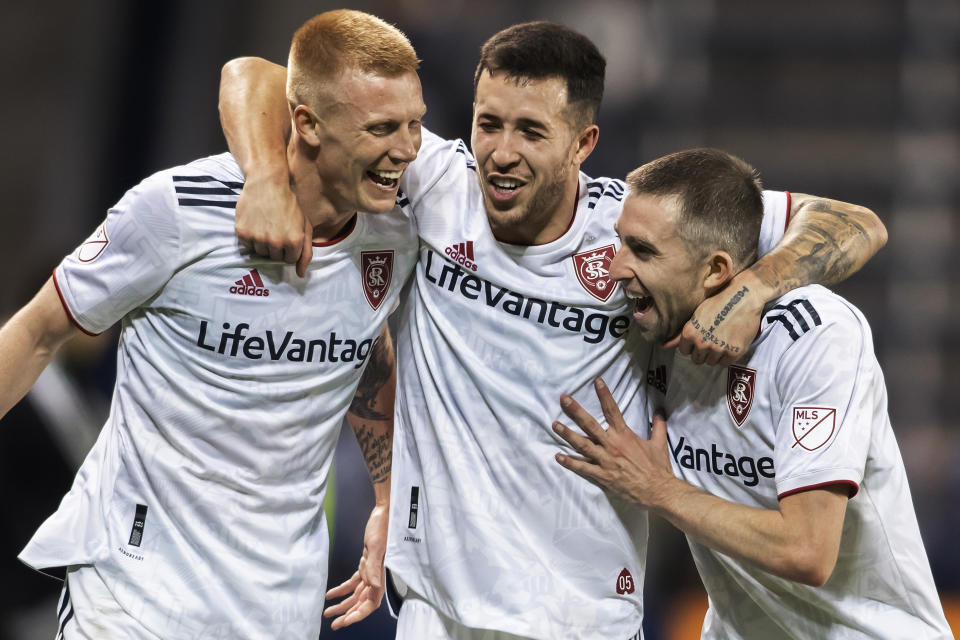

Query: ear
<box><xmin>702</xmin><ymin>251</ymin><xmax>736</xmax><ymax>291</ymax></box>
<box><xmin>572</xmin><ymin>124</ymin><xmax>600</xmax><ymax>165</ymax></box>
<box><xmin>292</xmin><ymin>105</ymin><xmax>322</xmax><ymax>147</ymax></box>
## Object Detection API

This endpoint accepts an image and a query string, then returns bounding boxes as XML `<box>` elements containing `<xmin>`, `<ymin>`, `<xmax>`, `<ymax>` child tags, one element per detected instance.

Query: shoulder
<box><xmin>163</xmin><ymin>153</ymin><xmax>244</xmax><ymax>211</ymax></box>
<box><xmin>402</xmin><ymin>127</ymin><xmax>474</xmax><ymax>206</ymax></box>
<box><xmin>760</xmin><ymin>285</ymin><xmax>870</xmax><ymax>353</ymax></box>
<box><xmin>583</xmin><ymin>175</ymin><xmax>627</xmax><ymax>214</ymax></box>
<box><xmin>577</xmin><ymin>174</ymin><xmax>627</xmax><ymax>235</ymax></box>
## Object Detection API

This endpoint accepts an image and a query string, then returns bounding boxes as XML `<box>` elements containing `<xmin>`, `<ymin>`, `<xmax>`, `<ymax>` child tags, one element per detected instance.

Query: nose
<box><xmin>489</xmin><ymin>131</ymin><xmax>521</xmax><ymax>169</ymax></box>
<box><xmin>609</xmin><ymin>246</ymin><xmax>631</xmax><ymax>283</ymax></box>
<box><xmin>390</xmin><ymin>128</ymin><xmax>419</xmax><ymax>164</ymax></box>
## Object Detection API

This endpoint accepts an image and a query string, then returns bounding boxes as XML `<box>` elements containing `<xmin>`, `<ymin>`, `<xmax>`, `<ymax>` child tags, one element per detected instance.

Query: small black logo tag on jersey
<box><xmin>128</xmin><ymin>504</ymin><xmax>148</xmax><ymax>547</ymax></box>
<box><xmin>408</xmin><ymin>487</ymin><xmax>419</xmax><ymax>529</ymax></box>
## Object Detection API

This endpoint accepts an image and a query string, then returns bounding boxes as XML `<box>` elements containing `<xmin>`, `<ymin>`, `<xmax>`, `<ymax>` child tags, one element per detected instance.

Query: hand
<box><xmin>553</xmin><ymin>378</ymin><xmax>676</xmax><ymax>509</ymax></box>
<box><xmin>323</xmin><ymin>503</ymin><xmax>388</xmax><ymax>629</ymax></box>
<box><xmin>235</xmin><ymin>171</ymin><xmax>313</xmax><ymax>277</ymax></box>
<box><xmin>665</xmin><ymin>273</ymin><xmax>764</xmax><ymax>366</ymax></box>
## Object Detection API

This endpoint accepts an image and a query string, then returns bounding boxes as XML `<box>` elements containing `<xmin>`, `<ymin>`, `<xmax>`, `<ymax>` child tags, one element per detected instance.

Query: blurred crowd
<box><xmin>1</xmin><ymin>1</ymin><xmax>956</xmax><ymax>638</ymax></box>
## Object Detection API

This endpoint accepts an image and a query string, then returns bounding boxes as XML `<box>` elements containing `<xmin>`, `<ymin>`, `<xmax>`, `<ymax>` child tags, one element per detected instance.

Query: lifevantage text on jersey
<box><xmin>196</xmin><ymin>321</ymin><xmax>374</xmax><ymax>368</ymax></box>
<box><xmin>423</xmin><ymin>249</ymin><xmax>630</xmax><ymax>344</ymax></box>
<box><xmin>669</xmin><ymin>434</ymin><xmax>775</xmax><ymax>487</ymax></box>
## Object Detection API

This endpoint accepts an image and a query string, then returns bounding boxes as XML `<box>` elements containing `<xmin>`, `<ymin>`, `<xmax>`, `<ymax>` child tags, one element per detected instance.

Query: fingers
<box><xmin>552</xmin><ymin>421</ymin><xmax>603</xmax><ymax>460</ymax></box>
<box><xmin>325</xmin><ymin>571</ymin><xmax>361</xmax><ymax>599</ymax></box>
<box><xmin>559</xmin><ymin>395</ymin><xmax>606</xmax><ymax>443</ymax></box>
<box><xmin>554</xmin><ymin>449</ymin><xmax>604</xmax><ymax>486</ymax></box>
<box><xmin>593</xmin><ymin>378</ymin><xmax>627</xmax><ymax>432</ymax></box>
<box><xmin>330</xmin><ymin>596</ymin><xmax>381</xmax><ymax>630</ymax></box>
<box><xmin>649</xmin><ymin>410</ymin><xmax>673</xmax><ymax>452</ymax></box>
<box><xmin>252</xmin><ymin>241</ymin><xmax>271</xmax><ymax>259</ymax></box>
<box><xmin>268</xmin><ymin>244</ymin><xmax>286</xmax><ymax>263</ymax></box>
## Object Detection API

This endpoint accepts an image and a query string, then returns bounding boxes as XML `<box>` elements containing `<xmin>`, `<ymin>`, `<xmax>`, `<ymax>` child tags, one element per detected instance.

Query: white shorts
<box><xmin>395</xmin><ymin>589</ymin><xmax>531</xmax><ymax>640</ymax></box>
<box><xmin>56</xmin><ymin>565</ymin><xmax>161</xmax><ymax>640</ymax></box>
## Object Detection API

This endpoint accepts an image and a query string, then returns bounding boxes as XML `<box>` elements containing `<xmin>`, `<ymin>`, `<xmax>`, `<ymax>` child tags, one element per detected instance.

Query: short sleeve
<box><xmin>757</xmin><ymin>190</ymin><xmax>791</xmax><ymax>258</ymax></box>
<box><xmin>770</xmin><ymin>295</ymin><xmax>870</xmax><ymax>499</ymax></box>
<box><xmin>400</xmin><ymin>126</ymin><xmax>468</xmax><ymax>208</ymax></box>
<box><xmin>54</xmin><ymin>172</ymin><xmax>181</xmax><ymax>334</ymax></box>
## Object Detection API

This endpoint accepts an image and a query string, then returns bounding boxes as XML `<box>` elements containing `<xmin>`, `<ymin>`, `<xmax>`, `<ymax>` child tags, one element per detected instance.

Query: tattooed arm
<box><xmin>325</xmin><ymin>325</ymin><xmax>396</xmax><ymax>628</ymax></box>
<box><xmin>671</xmin><ymin>195</ymin><xmax>887</xmax><ymax>365</ymax></box>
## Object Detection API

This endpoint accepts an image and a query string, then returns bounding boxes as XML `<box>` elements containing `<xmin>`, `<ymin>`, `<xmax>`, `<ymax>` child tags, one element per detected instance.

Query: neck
<box><xmin>287</xmin><ymin>136</ymin><xmax>356</xmax><ymax>241</ymax></box>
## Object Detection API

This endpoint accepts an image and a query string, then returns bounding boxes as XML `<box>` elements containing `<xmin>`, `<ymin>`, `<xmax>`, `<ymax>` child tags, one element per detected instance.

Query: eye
<box><xmin>368</xmin><ymin>122</ymin><xmax>397</xmax><ymax>136</ymax></box>
<box><xmin>478</xmin><ymin>121</ymin><xmax>499</xmax><ymax>133</ymax></box>
<box><xmin>522</xmin><ymin>128</ymin><xmax>545</xmax><ymax>140</ymax></box>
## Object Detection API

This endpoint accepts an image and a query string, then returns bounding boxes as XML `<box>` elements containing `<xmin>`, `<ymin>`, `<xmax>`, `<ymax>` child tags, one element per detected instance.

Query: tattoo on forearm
<box><xmin>353</xmin><ymin>420</ymin><xmax>392</xmax><ymax>485</ymax></box>
<box><xmin>685</xmin><ymin>286</ymin><xmax>748</xmax><ymax>352</ymax></box>
<box><xmin>348</xmin><ymin>335</ymin><xmax>393</xmax><ymax>420</ymax></box>
<box><xmin>772</xmin><ymin>199</ymin><xmax>872</xmax><ymax>292</ymax></box>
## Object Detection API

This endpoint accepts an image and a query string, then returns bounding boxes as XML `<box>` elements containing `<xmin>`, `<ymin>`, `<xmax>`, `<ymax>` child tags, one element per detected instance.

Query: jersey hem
<box><xmin>777</xmin><ymin>477</ymin><xmax>860</xmax><ymax>500</ymax></box>
<box><xmin>52</xmin><ymin>268</ymin><xmax>101</xmax><ymax>337</ymax></box>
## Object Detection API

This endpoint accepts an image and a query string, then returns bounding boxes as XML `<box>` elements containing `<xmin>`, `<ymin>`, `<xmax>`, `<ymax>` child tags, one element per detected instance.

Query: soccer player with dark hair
<box><xmin>553</xmin><ymin>148</ymin><xmax>951</xmax><ymax>639</ymax></box>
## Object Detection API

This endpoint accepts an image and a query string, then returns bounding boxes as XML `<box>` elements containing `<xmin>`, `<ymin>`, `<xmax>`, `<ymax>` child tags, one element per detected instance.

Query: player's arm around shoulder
<box><xmin>675</xmin><ymin>193</ymin><xmax>886</xmax><ymax>366</ymax></box>
<box><xmin>219</xmin><ymin>57</ymin><xmax>312</xmax><ymax>274</ymax></box>
<box><xmin>0</xmin><ymin>278</ymin><xmax>82</xmax><ymax>419</ymax></box>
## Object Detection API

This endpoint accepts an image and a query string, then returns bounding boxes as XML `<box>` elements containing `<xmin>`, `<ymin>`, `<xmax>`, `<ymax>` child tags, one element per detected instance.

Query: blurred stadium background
<box><xmin>1</xmin><ymin>1</ymin><xmax>956</xmax><ymax>638</ymax></box>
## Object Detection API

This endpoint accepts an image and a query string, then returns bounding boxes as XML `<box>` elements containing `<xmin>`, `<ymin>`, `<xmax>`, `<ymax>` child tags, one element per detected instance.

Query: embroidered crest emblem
<box><xmin>572</xmin><ymin>245</ymin><xmax>616</xmax><ymax>302</ymax></box>
<box><xmin>726</xmin><ymin>365</ymin><xmax>756</xmax><ymax>427</ymax></box>
<box><xmin>361</xmin><ymin>250</ymin><xmax>394</xmax><ymax>310</ymax></box>
<box><xmin>78</xmin><ymin>222</ymin><xmax>109</xmax><ymax>262</ymax></box>
<box><xmin>791</xmin><ymin>406</ymin><xmax>837</xmax><ymax>451</ymax></box>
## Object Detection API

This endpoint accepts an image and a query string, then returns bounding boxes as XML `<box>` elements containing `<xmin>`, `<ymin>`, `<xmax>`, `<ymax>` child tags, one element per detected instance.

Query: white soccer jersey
<box><xmin>646</xmin><ymin>285</ymin><xmax>951</xmax><ymax>639</ymax></box>
<box><xmin>385</xmin><ymin>129</ymin><xmax>791</xmax><ymax>639</ymax></box>
<box><xmin>19</xmin><ymin>153</ymin><xmax>418</xmax><ymax>638</ymax></box>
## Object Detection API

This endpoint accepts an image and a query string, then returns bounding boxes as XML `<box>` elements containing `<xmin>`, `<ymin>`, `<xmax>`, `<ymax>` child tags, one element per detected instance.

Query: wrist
<box><xmin>372</xmin><ymin>477</ymin><xmax>391</xmax><ymax>507</ymax></box>
<box><xmin>729</xmin><ymin>267</ymin><xmax>777</xmax><ymax>309</ymax></box>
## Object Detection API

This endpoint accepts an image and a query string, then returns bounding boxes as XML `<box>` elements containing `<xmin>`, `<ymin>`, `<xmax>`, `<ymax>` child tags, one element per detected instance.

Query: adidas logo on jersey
<box><xmin>647</xmin><ymin>365</ymin><xmax>667</xmax><ymax>394</ymax></box>
<box><xmin>229</xmin><ymin>269</ymin><xmax>270</xmax><ymax>297</ymax></box>
<box><xmin>444</xmin><ymin>241</ymin><xmax>478</xmax><ymax>272</ymax></box>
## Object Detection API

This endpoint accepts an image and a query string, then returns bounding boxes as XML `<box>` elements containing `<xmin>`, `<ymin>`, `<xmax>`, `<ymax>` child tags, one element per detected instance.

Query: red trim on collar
<box><xmin>313</xmin><ymin>214</ymin><xmax>357</xmax><ymax>247</ymax></box>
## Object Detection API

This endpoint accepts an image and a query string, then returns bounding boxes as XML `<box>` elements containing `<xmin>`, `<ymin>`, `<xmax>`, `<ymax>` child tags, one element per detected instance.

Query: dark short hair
<box><xmin>473</xmin><ymin>22</ymin><xmax>605</xmax><ymax>126</ymax></box>
<box><xmin>626</xmin><ymin>149</ymin><xmax>764</xmax><ymax>267</ymax></box>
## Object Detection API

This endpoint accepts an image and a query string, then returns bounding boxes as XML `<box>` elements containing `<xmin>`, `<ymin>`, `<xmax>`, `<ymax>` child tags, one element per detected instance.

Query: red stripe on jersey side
<box><xmin>466</xmin><ymin>241</ymin><xmax>474</xmax><ymax>261</ymax></box>
<box><xmin>243</xmin><ymin>274</ymin><xmax>255</xmax><ymax>287</ymax></box>
<box><xmin>784</xmin><ymin>191</ymin><xmax>792</xmax><ymax>233</ymax></box>
<box><xmin>51</xmin><ymin>268</ymin><xmax>101</xmax><ymax>337</ymax></box>
<box><xmin>250</xmin><ymin>269</ymin><xmax>264</xmax><ymax>288</ymax></box>
<box><xmin>234</xmin><ymin>279</ymin><xmax>244</xmax><ymax>286</ymax></box>
<box><xmin>777</xmin><ymin>479</ymin><xmax>859</xmax><ymax>501</ymax></box>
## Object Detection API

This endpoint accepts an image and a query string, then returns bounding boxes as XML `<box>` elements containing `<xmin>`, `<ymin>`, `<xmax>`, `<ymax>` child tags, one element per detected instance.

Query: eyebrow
<box><xmin>476</xmin><ymin>113</ymin><xmax>550</xmax><ymax>132</ymax></box>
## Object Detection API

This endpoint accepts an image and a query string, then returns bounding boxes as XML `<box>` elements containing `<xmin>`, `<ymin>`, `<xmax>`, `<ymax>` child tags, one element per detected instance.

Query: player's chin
<box><xmin>360</xmin><ymin>187</ymin><xmax>400</xmax><ymax>213</ymax></box>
